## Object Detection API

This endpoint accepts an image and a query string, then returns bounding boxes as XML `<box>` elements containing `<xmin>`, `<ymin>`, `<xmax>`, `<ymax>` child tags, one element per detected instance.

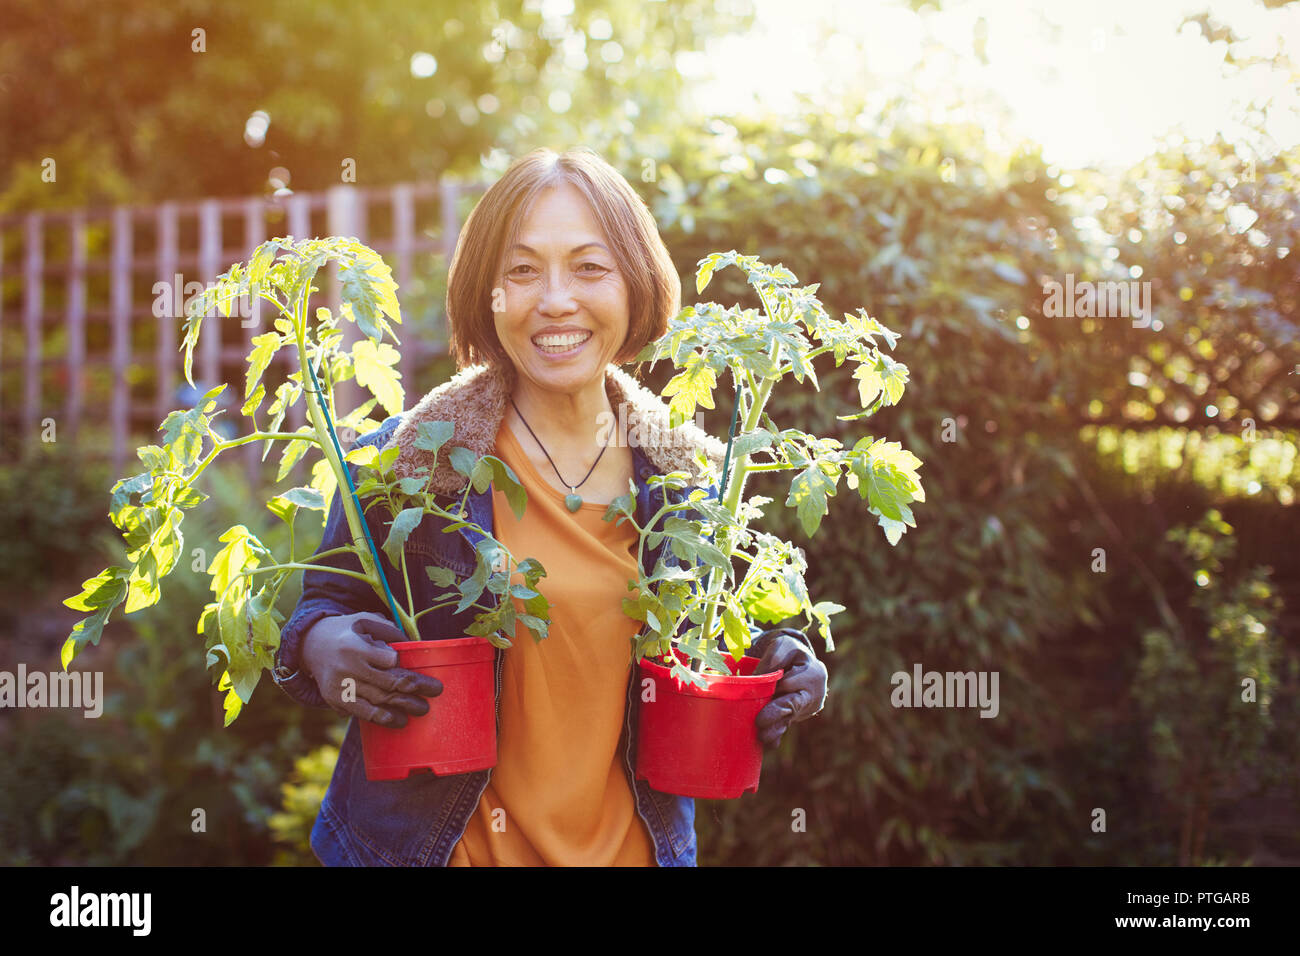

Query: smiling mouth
<box><xmin>532</xmin><ymin>330</ymin><xmax>593</xmax><ymax>354</ymax></box>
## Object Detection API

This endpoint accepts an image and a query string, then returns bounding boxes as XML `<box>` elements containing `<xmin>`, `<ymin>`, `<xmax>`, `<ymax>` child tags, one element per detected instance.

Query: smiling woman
<box><xmin>282</xmin><ymin>147</ymin><xmax>827</xmax><ymax>868</ymax></box>
<box><xmin>447</xmin><ymin>147</ymin><xmax>679</xmax><ymax>375</ymax></box>
<box><xmin>445</xmin><ymin>148</ymin><xmax>681</xmax><ymax>508</ymax></box>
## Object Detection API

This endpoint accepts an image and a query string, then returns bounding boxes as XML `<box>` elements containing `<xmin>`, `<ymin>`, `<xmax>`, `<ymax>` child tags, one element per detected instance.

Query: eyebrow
<box><xmin>508</xmin><ymin>242</ymin><xmax>610</xmax><ymax>255</ymax></box>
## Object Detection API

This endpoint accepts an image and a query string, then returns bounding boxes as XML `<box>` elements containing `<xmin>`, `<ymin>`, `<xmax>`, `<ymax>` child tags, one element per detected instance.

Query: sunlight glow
<box><xmin>687</xmin><ymin>0</ymin><xmax>1300</xmax><ymax>171</ymax></box>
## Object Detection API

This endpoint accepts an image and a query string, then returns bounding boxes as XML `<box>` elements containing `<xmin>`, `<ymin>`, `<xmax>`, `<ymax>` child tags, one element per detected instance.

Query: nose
<box><xmin>537</xmin><ymin>267</ymin><xmax>578</xmax><ymax>315</ymax></box>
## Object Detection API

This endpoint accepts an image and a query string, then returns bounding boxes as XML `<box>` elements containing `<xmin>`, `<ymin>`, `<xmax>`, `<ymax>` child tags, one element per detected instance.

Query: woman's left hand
<box><xmin>750</xmin><ymin>630</ymin><xmax>828</xmax><ymax>748</ymax></box>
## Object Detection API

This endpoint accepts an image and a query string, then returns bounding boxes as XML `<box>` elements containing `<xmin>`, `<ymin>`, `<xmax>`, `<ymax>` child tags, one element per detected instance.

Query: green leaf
<box><xmin>339</xmin><ymin>253</ymin><xmax>401</xmax><ymax>341</ymax></box>
<box><xmin>522</xmin><ymin>589</ymin><xmax>549</xmax><ymax>626</ymax></box>
<box><xmin>876</xmin><ymin>511</ymin><xmax>907</xmax><ymax>546</ymax></box>
<box><xmin>809</xmin><ymin>601</ymin><xmax>845</xmax><ymax>652</ymax></box>
<box><xmin>515</xmin><ymin>557</ymin><xmax>546</xmax><ymax>589</ymax></box>
<box><xmin>345</xmin><ymin>444</ymin><xmax>380</xmax><ymax>468</ymax></box>
<box><xmin>266</xmin><ymin>496</ymin><xmax>298</xmax><ymax>527</ymax></box>
<box><xmin>276</xmin><ymin>427</ymin><xmax>316</xmax><ymax>482</ymax></box>
<box><xmin>669</xmin><ymin>660</ymin><xmax>711</xmax><ymax>691</ymax></box>
<box><xmin>853</xmin><ymin>352</ymin><xmax>910</xmax><ymax>409</ymax></box>
<box><xmin>456</xmin><ymin>552</ymin><xmax>490</xmax><ymax>614</ymax></box>
<box><xmin>518</xmin><ymin>613</ymin><xmax>548</xmax><ymax>642</ymax></box>
<box><xmin>136</xmin><ymin>444</ymin><xmax>171</xmax><ymax>474</ymax></box>
<box><xmin>485</xmin><ymin>456</ymin><xmax>526</xmax><ymax>521</ymax></box>
<box><xmin>174</xmin><ymin>485</ymin><xmax>208</xmax><ymax>510</ymax></box>
<box><xmin>603</xmin><ymin>493</ymin><xmax>634</xmax><ymax>524</ymax></box>
<box><xmin>180</xmin><ymin>293</ymin><xmax>210</xmax><ymax>388</ymax></box>
<box><xmin>741</xmin><ymin>577</ymin><xmax>802</xmax><ymax>624</ymax></box>
<box><xmin>352</xmin><ymin>339</ymin><xmax>404</xmax><ymax>417</ymax></box>
<box><xmin>61</xmin><ymin>566</ymin><xmax>131</xmax><ymax>668</ymax></box>
<box><xmin>218</xmin><ymin>587</ymin><xmax>263</xmax><ymax>703</ymax></box>
<box><xmin>426</xmin><ymin>565</ymin><xmax>458</xmax><ymax>589</ymax></box>
<box><xmin>241</xmin><ymin>381</ymin><xmax>266</xmax><ymax>420</ymax></box>
<box><xmin>283</xmin><ymin>486</ymin><xmax>327</xmax><ymax>511</ymax></box>
<box><xmin>696</xmin><ymin>257</ymin><xmax>717</xmax><ymax>294</ymax></box>
<box><xmin>413</xmin><ymin>421</ymin><xmax>455</xmax><ymax>455</ymax></box>
<box><xmin>120</xmin><ymin>505</ymin><xmax>183</xmax><ymax>614</ymax></box>
<box><xmin>851</xmin><ymin>438</ymin><xmax>924</xmax><ymax>523</ymax></box>
<box><xmin>447</xmin><ymin>446</ymin><xmax>477</xmax><ymax>479</ymax></box>
<box><xmin>109</xmin><ymin>473</ymin><xmax>153</xmax><ymax>526</ymax></box>
<box><xmin>397</xmin><ymin>476</ymin><xmax>426</xmax><ymax>495</ymax></box>
<box><xmin>310</xmin><ymin>456</ymin><xmax>337</xmax><ymax>511</ymax></box>
<box><xmin>248</xmin><ymin>240</ymin><xmax>279</xmax><ymax>288</ymax></box>
<box><xmin>661</xmin><ymin>353</ymin><xmax>717</xmax><ymax>425</ymax></box>
<box><xmin>729</xmin><ymin>429</ymin><xmax>777</xmax><ymax>460</ymax></box>
<box><xmin>721</xmin><ymin>604</ymin><xmax>750</xmax><ymax>662</ymax></box>
<box><xmin>336</xmin><ymin>396</ymin><xmax>379</xmax><ymax>430</ymax></box>
<box><xmin>222</xmin><ymin>686</ymin><xmax>244</xmax><ymax>726</ymax></box>
<box><xmin>264</xmin><ymin>377</ymin><xmax>304</xmax><ymax>458</ymax></box>
<box><xmin>382</xmin><ymin>507</ymin><xmax>424</xmax><ymax>568</ymax></box>
<box><xmin>209</xmin><ymin>525</ymin><xmax>255</xmax><ymax>596</ymax></box>
<box><xmin>787</xmin><ymin>463</ymin><xmax>837</xmax><ymax>537</ymax></box>
<box><xmin>245</xmin><ymin>332</ymin><xmax>282</xmax><ymax>401</ymax></box>
<box><xmin>470</xmin><ymin>458</ymin><xmax>493</xmax><ymax>495</ymax></box>
<box><xmin>159</xmin><ymin>401</ymin><xmax>211</xmax><ymax>468</ymax></box>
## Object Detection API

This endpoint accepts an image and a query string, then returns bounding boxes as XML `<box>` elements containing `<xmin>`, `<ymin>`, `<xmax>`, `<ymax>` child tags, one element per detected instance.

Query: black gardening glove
<box><xmin>301</xmin><ymin>612</ymin><xmax>444</xmax><ymax>728</ymax></box>
<box><xmin>750</xmin><ymin>628</ymin><xmax>828</xmax><ymax>748</ymax></box>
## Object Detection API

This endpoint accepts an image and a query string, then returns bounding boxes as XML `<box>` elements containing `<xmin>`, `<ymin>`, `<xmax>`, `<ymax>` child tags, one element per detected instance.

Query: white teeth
<box><xmin>533</xmin><ymin>331</ymin><xmax>591</xmax><ymax>349</ymax></box>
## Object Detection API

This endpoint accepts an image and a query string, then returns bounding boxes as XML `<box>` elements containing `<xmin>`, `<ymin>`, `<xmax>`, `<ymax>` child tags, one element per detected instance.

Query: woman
<box><xmin>273</xmin><ymin>147</ymin><xmax>828</xmax><ymax>866</ymax></box>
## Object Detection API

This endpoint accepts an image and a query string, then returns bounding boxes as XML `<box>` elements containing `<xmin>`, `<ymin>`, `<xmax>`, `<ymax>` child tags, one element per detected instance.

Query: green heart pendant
<box><xmin>564</xmin><ymin>493</ymin><xmax>583</xmax><ymax>513</ymax></box>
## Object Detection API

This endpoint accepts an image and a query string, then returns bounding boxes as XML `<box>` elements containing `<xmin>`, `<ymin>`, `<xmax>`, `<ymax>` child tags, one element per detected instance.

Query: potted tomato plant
<box><xmin>604</xmin><ymin>252</ymin><xmax>925</xmax><ymax>798</ymax></box>
<box><xmin>61</xmin><ymin>236</ymin><xmax>552</xmax><ymax>781</ymax></box>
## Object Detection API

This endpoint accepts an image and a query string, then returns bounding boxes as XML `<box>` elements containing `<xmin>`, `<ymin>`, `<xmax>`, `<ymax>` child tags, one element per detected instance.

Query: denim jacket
<box><xmin>273</xmin><ymin>362</ymin><xmax>813</xmax><ymax>866</ymax></box>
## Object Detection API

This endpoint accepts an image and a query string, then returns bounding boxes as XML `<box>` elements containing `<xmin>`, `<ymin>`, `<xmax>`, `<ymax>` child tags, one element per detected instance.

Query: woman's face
<box><xmin>493</xmin><ymin>182</ymin><xmax>630</xmax><ymax>398</ymax></box>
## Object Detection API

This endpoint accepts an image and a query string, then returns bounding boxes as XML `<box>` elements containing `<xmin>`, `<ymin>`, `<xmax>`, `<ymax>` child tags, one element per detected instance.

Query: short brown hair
<box><xmin>445</xmin><ymin>147</ymin><xmax>680</xmax><ymax>372</ymax></box>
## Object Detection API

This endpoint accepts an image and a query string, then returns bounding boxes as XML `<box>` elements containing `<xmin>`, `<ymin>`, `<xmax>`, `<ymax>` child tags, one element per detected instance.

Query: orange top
<box><xmin>447</xmin><ymin>420</ymin><xmax>654</xmax><ymax>866</ymax></box>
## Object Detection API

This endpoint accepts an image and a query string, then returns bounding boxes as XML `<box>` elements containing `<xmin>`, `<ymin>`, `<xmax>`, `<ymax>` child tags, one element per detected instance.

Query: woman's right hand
<box><xmin>301</xmin><ymin>612</ymin><xmax>443</xmax><ymax>727</ymax></box>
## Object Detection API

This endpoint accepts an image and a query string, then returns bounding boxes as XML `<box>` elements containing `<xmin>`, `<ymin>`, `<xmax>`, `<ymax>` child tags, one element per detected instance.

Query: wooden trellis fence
<box><xmin>0</xmin><ymin>180</ymin><xmax>484</xmax><ymax>479</ymax></box>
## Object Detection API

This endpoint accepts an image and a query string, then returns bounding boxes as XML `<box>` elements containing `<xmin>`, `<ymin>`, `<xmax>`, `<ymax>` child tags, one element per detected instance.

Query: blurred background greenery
<box><xmin>0</xmin><ymin>0</ymin><xmax>1296</xmax><ymax>865</ymax></box>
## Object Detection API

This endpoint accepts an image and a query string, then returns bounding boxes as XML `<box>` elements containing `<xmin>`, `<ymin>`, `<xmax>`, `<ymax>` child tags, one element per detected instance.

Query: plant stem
<box><xmin>413</xmin><ymin>599</ymin><xmax>471</xmax><ymax>621</ymax></box>
<box><xmin>399</xmin><ymin>546</ymin><xmax>416</xmax><ymax>628</ymax></box>
<box><xmin>292</xmin><ymin>546</ymin><xmax>356</xmax><ymax>564</ymax></box>
<box><xmin>185</xmin><ymin>431</ymin><xmax>320</xmax><ymax>488</ymax></box>
<box><xmin>774</xmin><ymin>343</ymin><xmax>834</xmax><ymax>374</ymax></box>
<box><xmin>414</xmin><ymin>600</ymin><xmax>495</xmax><ymax>622</ymax></box>
<box><xmin>742</xmin><ymin>462</ymin><xmax>796</xmax><ymax>473</ymax></box>
<box><xmin>692</xmin><ymin>338</ymin><xmax>780</xmax><ymax>670</ymax></box>
<box><xmin>238</xmin><ymin>563</ymin><xmax>374</xmax><ymax>584</ymax></box>
<box><xmin>293</xmin><ymin>305</ymin><xmax>420</xmax><ymax>641</ymax></box>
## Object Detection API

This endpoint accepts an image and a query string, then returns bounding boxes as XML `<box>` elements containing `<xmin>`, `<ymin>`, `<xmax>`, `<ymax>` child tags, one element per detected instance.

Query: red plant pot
<box><xmin>358</xmin><ymin>637</ymin><xmax>497</xmax><ymax>781</ymax></box>
<box><xmin>634</xmin><ymin>649</ymin><xmax>784</xmax><ymax>799</ymax></box>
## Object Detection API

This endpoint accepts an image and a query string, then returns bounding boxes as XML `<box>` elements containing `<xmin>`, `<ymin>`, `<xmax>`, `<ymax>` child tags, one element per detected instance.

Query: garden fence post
<box><xmin>0</xmin><ymin>221</ymin><xmax>5</xmax><ymax>452</ymax></box>
<box><xmin>243</xmin><ymin>198</ymin><xmax>266</xmax><ymax>488</ymax></box>
<box><xmin>65</xmin><ymin>211</ymin><xmax>87</xmax><ymax>445</ymax></box>
<box><xmin>286</xmin><ymin>194</ymin><xmax>312</xmax><ymax>432</ymax></box>
<box><xmin>197</xmin><ymin>200</ymin><xmax>221</xmax><ymax>397</ymax></box>
<box><xmin>327</xmin><ymin>184</ymin><xmax>366</xmax><ymax>417</ymax></box>
<box><xmin>109</xmin><ymin>206</ymin><xmax>131</xmax><ymax>477</ymax></box>
<box><xmin>392</xmin><ymin>183</ymin><xmax>414</xmax><ymax>390</ymax></box>
<box><xmin>155</xmin><ymin>202</ymin><xmax>178</xmax><ymax>429</ymax></box>
<box><xmin>22</xmin><ymin>212</ymin><xmax>41</xmax><ymax>458</ymax></box>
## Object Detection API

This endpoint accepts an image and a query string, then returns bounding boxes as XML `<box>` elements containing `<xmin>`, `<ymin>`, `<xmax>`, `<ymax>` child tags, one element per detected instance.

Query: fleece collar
<box><xmin>381</xmin><ymin>363</ymin><xmax>726</xmax><ymax>496</ymax></box>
